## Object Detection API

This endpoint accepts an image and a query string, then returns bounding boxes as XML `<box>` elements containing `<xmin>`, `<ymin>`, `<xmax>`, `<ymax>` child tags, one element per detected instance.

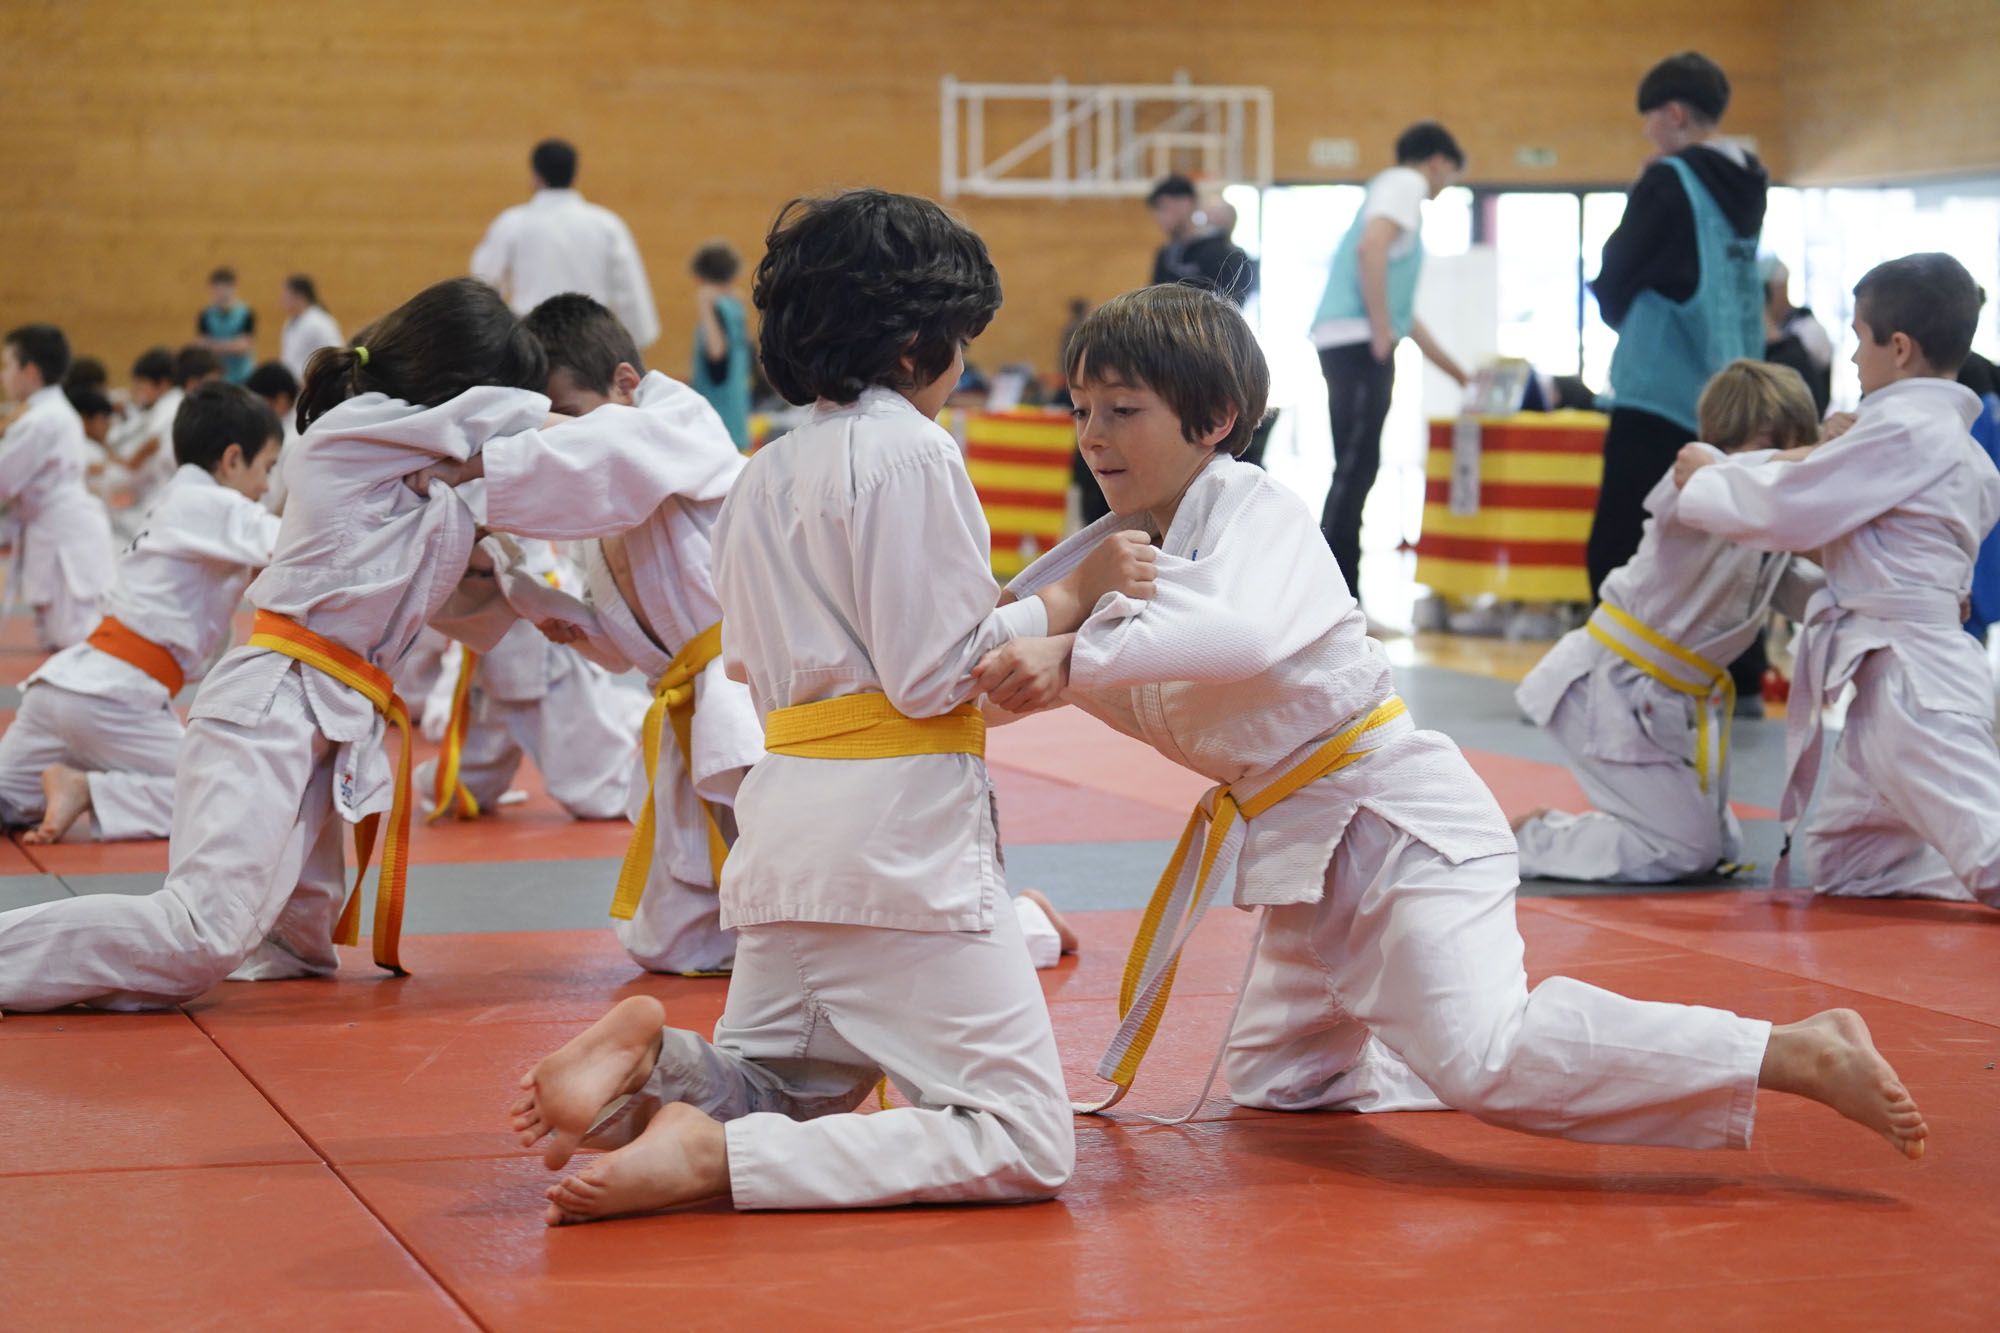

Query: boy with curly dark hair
<box><xmin>509</xmin><ymin>189</ymin><xmax>1153</xmax><ymax>1223</ymax></box>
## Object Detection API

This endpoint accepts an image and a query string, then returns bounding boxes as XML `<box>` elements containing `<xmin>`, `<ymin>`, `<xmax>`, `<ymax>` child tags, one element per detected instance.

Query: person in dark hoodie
<box><xmin>1148</xmin><ymin>175</ymin><xmax>1256</xmax><ymax>303</ymax></box>
<box><xmin>1586</xmin><ymin>51</ymin><xmax>1767</xmax><ymax>701</ymax></box>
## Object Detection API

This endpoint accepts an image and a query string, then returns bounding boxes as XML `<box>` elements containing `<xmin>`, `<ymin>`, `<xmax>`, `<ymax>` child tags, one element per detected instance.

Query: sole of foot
<box><xmin>512</xmin><ymin>994</ymin><xmax>665</xmax><ymax>1170</ymax></box>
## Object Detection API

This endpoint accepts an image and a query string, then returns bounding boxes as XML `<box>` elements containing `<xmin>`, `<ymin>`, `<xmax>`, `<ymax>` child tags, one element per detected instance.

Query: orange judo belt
<box><xmin>87</xmin><ymin>616</ymin><xmax>186</xmax><ymax>695</ymax></box>
<box><xmin>246</xmin><ymin>609</ymin><xmax>416</xmax><ymax>975</ymax></box>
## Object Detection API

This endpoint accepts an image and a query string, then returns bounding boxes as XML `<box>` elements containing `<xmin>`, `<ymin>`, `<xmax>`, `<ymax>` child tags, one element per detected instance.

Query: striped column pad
<box><xmin>952</xmin><ymin>408</ymin><xmax>1076</xmax><ymax>578</ymax></box>
<box><xmin>1414</xmin><ymin>412</ymin><xmax>1605</xmax><ymax>603</ymax></box>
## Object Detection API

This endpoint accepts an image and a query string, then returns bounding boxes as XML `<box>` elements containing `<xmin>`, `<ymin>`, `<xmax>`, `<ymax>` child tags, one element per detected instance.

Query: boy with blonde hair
<box><xmin>1514</xmin><ymin>359</ymin><xmax>1822</xmax><ymax>882</ymax></box>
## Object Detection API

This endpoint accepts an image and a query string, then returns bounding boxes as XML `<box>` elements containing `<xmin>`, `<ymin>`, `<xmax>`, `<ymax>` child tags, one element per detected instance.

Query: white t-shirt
<box><xmin>281</xmin><ymin>305</ymin><xmax>344</xmax><ymax>380</ymax></box>
<box><xmin>1312</xmin><ymin>165</ymin><xmax>1429</xmax><ymax>350</ymax></box>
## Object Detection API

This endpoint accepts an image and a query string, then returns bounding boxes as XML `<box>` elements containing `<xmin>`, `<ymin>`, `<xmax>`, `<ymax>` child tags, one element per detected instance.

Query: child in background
<box><xmin>1513</xmin><ymin>359</ymin><xmax>1823</xmax><ymax>882</ymax></box>
<box><xmin>981</xmin><ymin>284</ymin><xmax>1928</xmax><ymax>1167</ymax></box>
<box><xmin>278</xmin><ymin>274</ymin><xmax>343</xmax><ymax>379</ymax></box>
<box><xmin>689</xmin><ymin>242</ymin><xmax>753</xmax><ymax>450</ymax></box>
<box><xmin>0</xmin><ymin>323</ymin><xmax>118</xmax><ymax>649</ymax></box>
<box><xmin>104</xmin><ymin>347</ymin><xmax>179</xmax><ymax>476</ymax></box>
<box><xmin>66</xmin><ymin>387</ymin><xmax>116</xmax><ymax>452</ymax></box>
<box><xmin>197</xmin><ymin>266</ymin><xmax>256</xmax><ymax>384</ymax></box>
<box><xmin>0</xmin><ymin>383</ymin><xmax>282</xmax><ymax>844</ymax></box>
<box><xmin>509</xmin><ymin>191</ymin><xmax>1146</xmax><ymax>1224</ymax></box>
<box><xmin>245</xmin><ymin>360</ymin><xmax>301</xmax><ymax>515</ymax></box>
<box><xmin>1677</xmin><ymin>253</ymin><xmax>2000</xmax><ymax>906</ymax></box>
<box><xmin>117</xmin><ymin>346</ymin><xmax>224</xmax><ymax>531</ymax></box>
<box><xmin>0</xmin><ymin>276</ymin><xmax>708</xmax><ymax>1011</ymax></box>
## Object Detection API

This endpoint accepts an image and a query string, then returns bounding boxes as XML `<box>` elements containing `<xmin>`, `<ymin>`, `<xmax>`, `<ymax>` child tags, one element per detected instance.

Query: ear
<box><xmin>612</xmin><ymin>362</ymin><xmax>643</xmax><ymax>398</ymax></box>
<box><xmin>1197</xmin><ymin>409</ymin><xmax>1241</xmax><ymax>451</ymax></box>
<box><xmin>1889</xmin><ymin>331</ymin><xmax>1918</xmax><ymax>369</ymax></box>
<box><xmin>218</xmin><ymin>441</ymin><xmax>246</xmax><ymax>473</ymax></box>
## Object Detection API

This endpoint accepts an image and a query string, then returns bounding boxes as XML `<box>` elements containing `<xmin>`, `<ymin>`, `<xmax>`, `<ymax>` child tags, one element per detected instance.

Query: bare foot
<box><xmin>1019</xmin><ymin>888</ymin><xmax>1078</xmax><ymax>954</ymax></box>
<box><xmin>511</xmin><ymin>995</ymin><xmax>665</xmax><ymax>1170</ymax></box>
<box><xmin>1509</xmin><ymin>806</ymin><xmax>1552</xmax><ymax>835</ymax></box>
<box><xmin>22</xmin><ymin>765</ymin><xmax>92</xmax><ymax>845</ymax></box>
<box><xmin>1760</xmin><ymin>1009</ymin><xmax>1929</xmax><ymax>1160</ymax></box>
<box><xmin>544</xmin><ymin>1101</ymin><xmax>729</xmax><ymax>1226</ymax></box>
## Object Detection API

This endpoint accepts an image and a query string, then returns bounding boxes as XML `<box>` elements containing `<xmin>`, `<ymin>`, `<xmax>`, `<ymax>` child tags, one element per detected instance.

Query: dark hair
<box><xmin>209</xmin><ymin>266</ymin><xmax>237</xmax><ymax>286</ymax></box>
<box><xmin>1063</xmin><ymin>284</ymin><xmax>1269</xmax><ymax>457</ymax></box>
<box><xmin>1146</xmin><ymin>174</ymin><xmax>1198</xmax><ymax>207</ymax></box>
<box><xmin>131</xmin><ymin>346</ymin><xmax>175</xmax><ymax>383</ymax></box>
<box><xmin>285</xmin><ymin>273</ymin><xmax>321</xmax><ymax>309</ymax></box>
<box><xmin>1853</xmin><ymin>252</ymin><xmax>1981</xmax><ymax>375</ymax></box>
<box><xmin>531</xmin><ymin>138</ymin><xmax>578</xmax><ymax>189</ymax></box>
<box><xmin>245</xmin><ymin>359</ymin><xmax>301</xmax><ymax>405</ymax></box>
<box><xmin>1395</xmin><ymin>121</ymin><xmax>1465</xmax><ymax>169</ymax></box>
<box><xmin>4</xmin><ymin>323</ymin><xmax>70</xmax><ymax>386</ymax></box>
<box><xmin>295</xmin><ymin>276</ymin><xmax>548</xmax><ymax>431</ymax></box>
<box><xmin>63</xmin><ymin>355</ymin><xmax>108</xmax><ymax>394</ymax></box>
<box><xmin>173</xmin><ymin>381</ymin><xmax>281</xmax><ymax>472</ymax></box>
<box><xmin>691</xmin><ymin>241</ymin><xmax>742</xmax><ymax>285</ymax></box>
<box><xmin>1637</xmin><ymin>52</ymin><xmax>1730</xmax><ymax>122</ymax></box>
<box><xmin>523</xmin><ymin>292</ymin><xmax>645</xmax><ymax>394</ymax></box>
<box><xmin>753</xmin><ymin>189</ymin><xmax>1000</xmax><ymax>406</ymax></box>
<box><xmin>65</xmin><ymin>386</ymin><xmax>113</xmax><ymax>419</ymax></box>
<box><xmin>174</xmin><ymin>343</ymin><xmax>222</xmax><ymax>389</ymax></box>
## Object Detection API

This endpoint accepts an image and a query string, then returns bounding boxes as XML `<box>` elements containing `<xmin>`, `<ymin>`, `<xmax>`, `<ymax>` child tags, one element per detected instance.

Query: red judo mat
<box><xmin>4</xmin><ymin>898</ymin><xmax>1996</xmax><ymax>1330</ymax></box>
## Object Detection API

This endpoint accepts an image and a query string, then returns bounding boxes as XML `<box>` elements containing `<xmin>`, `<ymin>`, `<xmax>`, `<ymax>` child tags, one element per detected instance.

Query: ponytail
<box><xmin>295</xmin><ymin>343</ymin><xmax>371</xmax><ymax>433</ymax></box>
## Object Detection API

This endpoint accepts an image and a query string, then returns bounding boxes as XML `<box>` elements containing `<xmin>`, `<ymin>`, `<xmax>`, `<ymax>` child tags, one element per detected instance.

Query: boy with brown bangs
<box><xmin>978</xmin><ymin>282</ymin><xmax>1931</xmax><ymax>1167</ymax></box>
<box><xmin>1676</xmin><ymin>252</ymin><xmax>2000</xmax><ymax>906</ymax></box>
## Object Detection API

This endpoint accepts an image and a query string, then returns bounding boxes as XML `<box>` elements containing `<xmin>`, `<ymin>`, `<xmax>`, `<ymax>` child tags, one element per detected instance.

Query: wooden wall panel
<box><xmin>1781</xmin><ymin>0</ymin><xmax>2000</xmax><ymax>185</ymax></box>
<box><xmin>0</xmin><ymin>0</ymin><xmax>1803</xmax><ymax>382</ymax></box>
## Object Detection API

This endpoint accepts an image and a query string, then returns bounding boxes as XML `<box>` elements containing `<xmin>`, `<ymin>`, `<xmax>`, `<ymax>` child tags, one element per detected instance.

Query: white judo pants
<box><xmin>0</xmin><ymin>670</ymin><xmax>347</xmax><ymax>1011</ymax></box>
<box><xmin>0</xmin><ymin>681</ymin><xmax>181</xmax><ymax>840</ymax></box>
<box><xmin>1224</xmin><ymin>808</ymin><xmax>1771</xmax><ymax>1149</ymax></box>
<box><xmin>1802</xmin><ymin>653</ymin><xmax>2000</xmax><ymax>906</ymax></box>
<box><xmin>417</xmin><ymin>655</ymin><xmax>642</xmax><ymax>822</ymax></box>
<box><xmin>1515</xmin><ymin>683</ymin><xmax>1740</xmax><ymax>883</ymax></box>
<box><xmin>615</xmin><ymin>905</ymin><xmax>1074</xmax><ymax>1209</ymax></box>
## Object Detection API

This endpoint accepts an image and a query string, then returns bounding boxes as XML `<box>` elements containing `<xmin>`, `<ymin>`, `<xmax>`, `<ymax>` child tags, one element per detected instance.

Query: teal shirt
<box><xmin>1603</xmin><ymin>156</ymin><xmax>1763</xmax><ymax>432</ymax></box>
<box><xmin>1314</xmin><ymin>195</ymin><xmax>1426</xmax><ymax>341</ymax></box>
<box><xmin>692</xmin><ymin>295</ymin><xmax>752</xmax><ymax>450</ymax></box>
<box><xmin>198</xmin><ymin>300</ymin><xmax>255</xmax><ymax>384</ymax></box>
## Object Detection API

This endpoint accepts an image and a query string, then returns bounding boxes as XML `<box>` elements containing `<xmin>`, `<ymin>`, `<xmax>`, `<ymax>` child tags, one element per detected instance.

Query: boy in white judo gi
<box><xmin>444</xmin><ymin>294</ymin><xmax>1078</xmax><ymax>977</ymax></box>
<box><xmin>1514</xmin><ymin>360</ymin><xmax>1822</xmax><ymax>882</ymax></box>
<box><xmin>0</xmin><ymin>382</ymin><xmax>282</xmax><ymax>844</ymax></box>
<box><xmin>1676</xmin><ymin>252</ymin><xmax>2000</xmax><ymax>905</ymax></box>
<box><xmin>507</xmin><ymin>191</ymin><xmax>1145</xmax><ymax>1223</ymax></box>
<box><xmin>415</xmin><ymin>541</ymin><xmax>646</xmax><ymax>824</ymax></box>
<box><xmin>0</xmin><ymin>277</ymin><xmax>717</xmax><ymax>1011</ymax></box>
<box><xmin>976</xmin><ymin>285</ymin><xmax>1926</xmax><ymax>1163</ymax></box>
<box><xmin>0</xmin><ymin>323</ymin><xmax>118</xmax><ymax>650</ymax></box>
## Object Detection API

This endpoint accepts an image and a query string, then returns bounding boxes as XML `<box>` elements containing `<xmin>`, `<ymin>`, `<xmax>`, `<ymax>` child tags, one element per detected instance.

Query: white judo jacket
<box><xmin>1517</xmin><ymin>449</ymin><xmax>1814</xmax><ymax>768</ymax></box>
<box><xmin>1011</xmin><ymin>455</ymin><xmax>1515</xmax><ymax>908</ymax></box>
<box><xmin>0</xmin><ymin>385</ymin><xmax>116</xmax><ymax>610</ymax></box>
<box><xmin>30</xmin><ymin>464</ymin><xmax>281</xmax><ymax>704</ymax></box>
<box><xmin>712</xmin><ymin>388</ymin><xmax>1048</xmax><ymax>931</ymax></box>
<box><xmin>1677</xmin><ymin>377</ymin><xmax>2000</xmax><ymax>821</ymax></box>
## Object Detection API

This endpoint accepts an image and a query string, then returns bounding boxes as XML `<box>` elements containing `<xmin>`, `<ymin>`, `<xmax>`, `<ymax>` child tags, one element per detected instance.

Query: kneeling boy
<box><xmin>0</xmin><ymin>382</ymin><xmax>282</xmax><ymax>842</ymax></box>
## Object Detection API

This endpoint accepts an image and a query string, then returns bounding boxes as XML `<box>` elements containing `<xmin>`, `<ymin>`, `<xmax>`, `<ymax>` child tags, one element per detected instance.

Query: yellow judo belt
<box><xmin>610</xmin><ymin>622</ymin><xmax>731</xmax><ymax>921</ymax></box>
<box><xmin>247</xmin><ymin>610</ymin><xmax>416</xmax><ymax>976</ymax></box>
<box><xmin>1585</xmin><ymin>603</ymin><xmax>1733</xmax><ymax>792</ymax></box>
<box><xmin>428</xmin><ymin>649</ymin><xmax>482</xmax><ymax>822</ymax></box>
<box><xmin>1077</xmin><ymin>696</ymin><xmax>1409</xmax><ymax>1117</ymax></box>
<box><xmin>762</xmin><ymin>690</ymin><xmax>987</xmax><ymax>1110</ymax></box>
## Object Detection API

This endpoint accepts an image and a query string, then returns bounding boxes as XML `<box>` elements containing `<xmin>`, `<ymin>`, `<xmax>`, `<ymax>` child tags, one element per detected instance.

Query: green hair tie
<box><xmin>353</xmin><ymin>344</ymin><xmax>370</xmax><ymax>366</ymax></box>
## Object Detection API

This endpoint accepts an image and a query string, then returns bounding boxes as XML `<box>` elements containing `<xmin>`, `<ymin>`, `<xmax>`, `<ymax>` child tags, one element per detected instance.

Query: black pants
<box><xmin>1586</xmin><ymin>407</ymin><xmax>1767</xmax><ymax>698</ymax></box>
<box><xmin>1318</xmin><ymin>342</ymin><xmax>1396</xmax><ymax>596</ymax></box>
